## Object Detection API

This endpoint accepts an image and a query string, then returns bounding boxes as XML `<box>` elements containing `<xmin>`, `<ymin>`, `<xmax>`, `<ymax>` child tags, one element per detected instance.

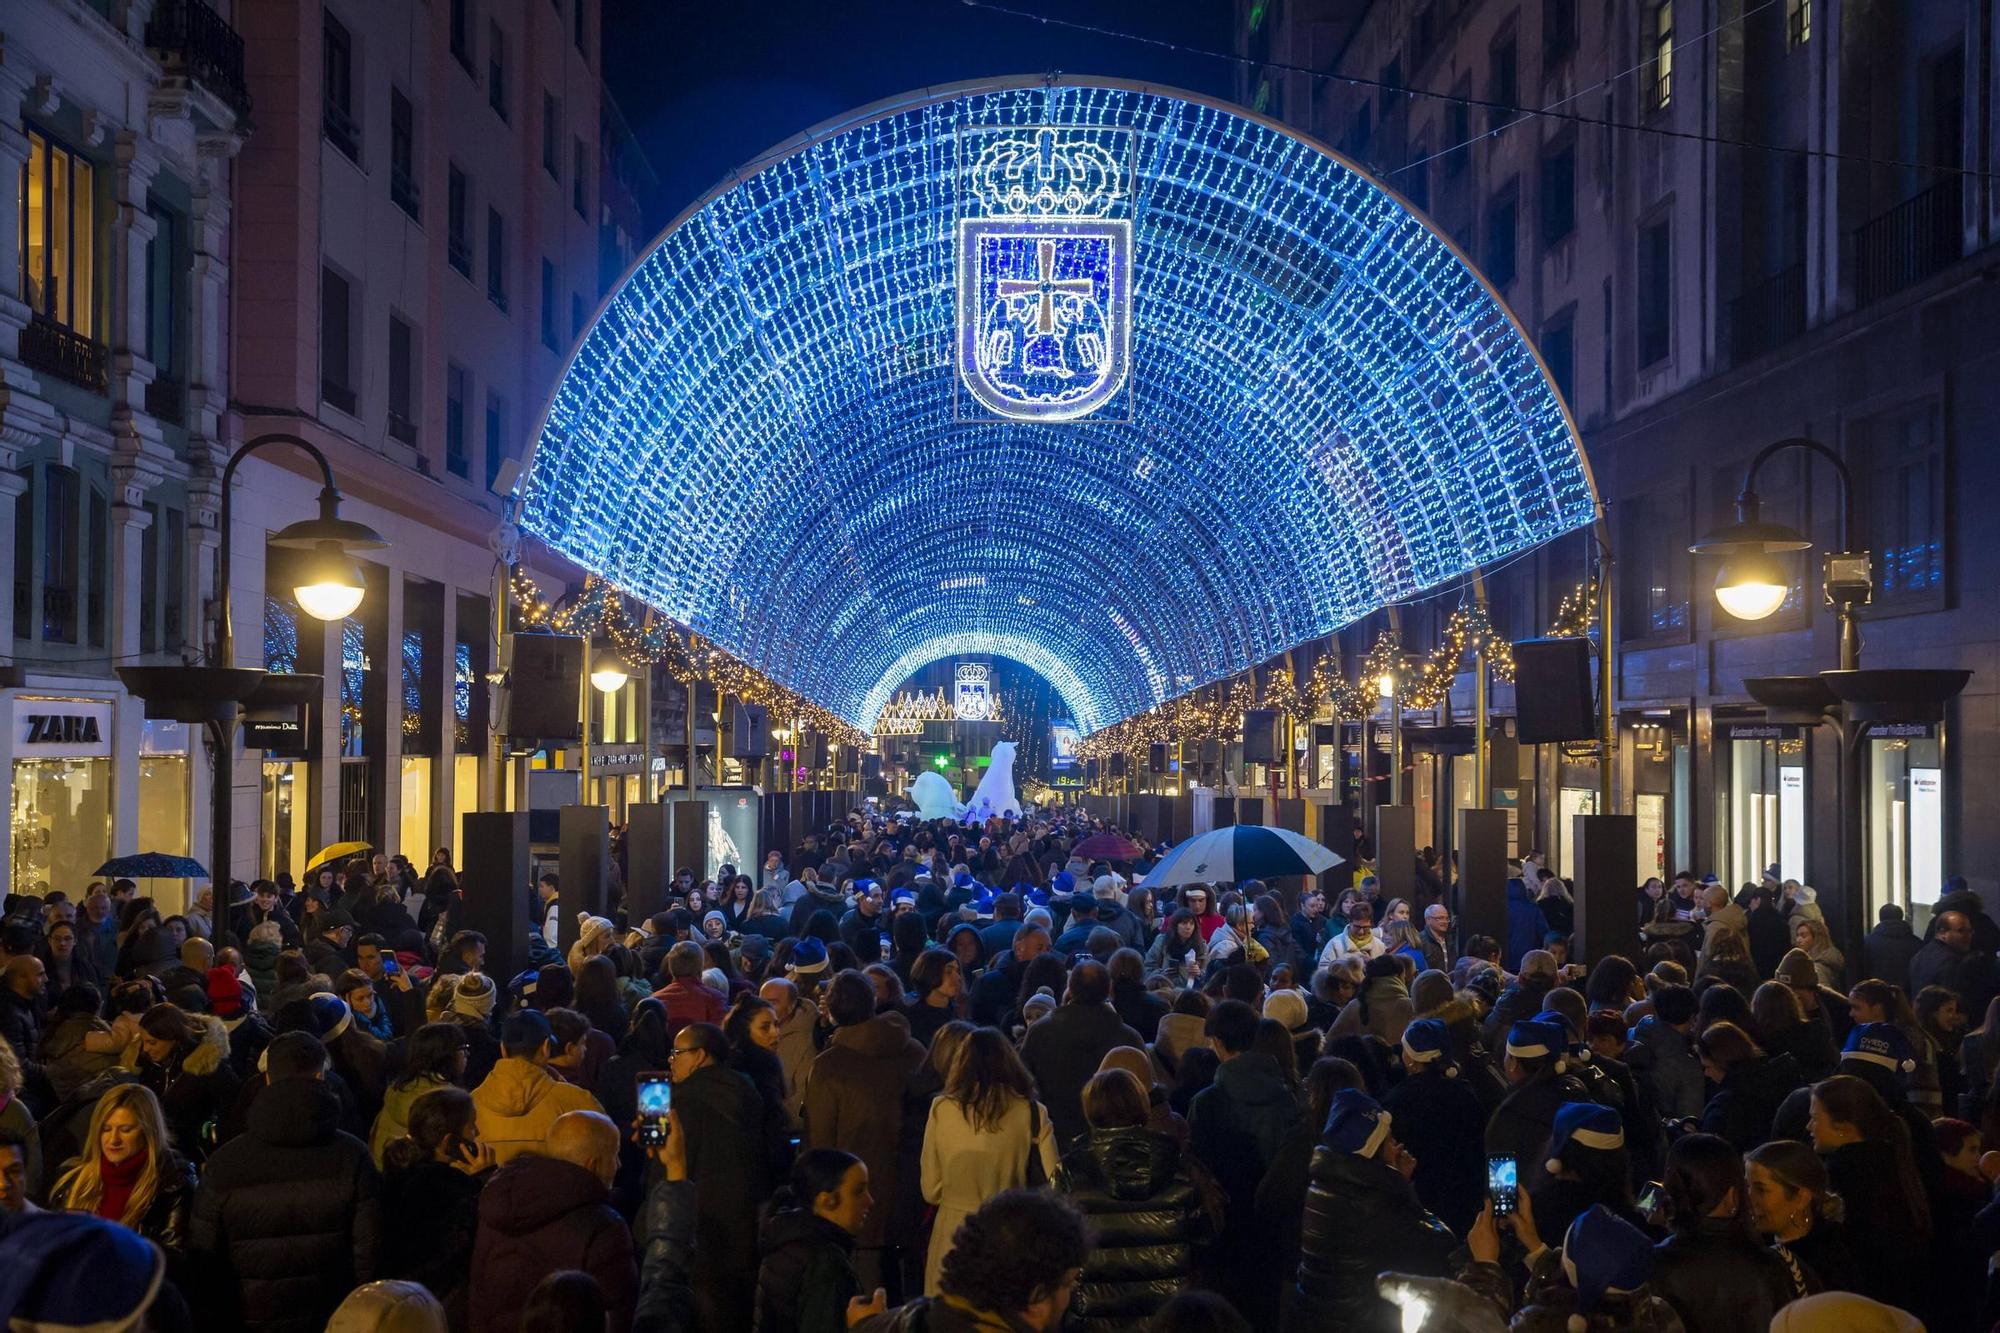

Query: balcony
<box><xmin>323</xmin><ymin>99</ymin><xmax>361</xmax><ymax>163</ymax></box>
<box><xmin>391</xmin><ymin>164</ymin><xmax>422</xmax><ymax>221</ymax></box>
<box><xmin>1855</xmin><ymin>177</ymin><xmax>1961</xmax><ymax>306</ymax></box>
<box><xmin>145</xmin><ymin>0</ymin><xmax>251</xmax><ymax>117</ymax></box>
<box><xmin>144</xmin><ymin>376</ymin><xmax>187</xmax><ymax>426</ymax></box>
<box><xmin>1729</xmin><ymin>263</ymin><xmax>1805</xmax><ymax>363</ymax></box>
<box><xmin>22</xmin><ymin>315</ymin><xmax>109</xmax><ymax>393</ymax></box>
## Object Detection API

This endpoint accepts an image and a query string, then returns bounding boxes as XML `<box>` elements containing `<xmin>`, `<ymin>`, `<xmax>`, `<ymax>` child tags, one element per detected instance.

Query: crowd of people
<box><xmin>2</xmin><ymin>814</ymin><xmax>1998</xmax><ymax>1332</ymax></box>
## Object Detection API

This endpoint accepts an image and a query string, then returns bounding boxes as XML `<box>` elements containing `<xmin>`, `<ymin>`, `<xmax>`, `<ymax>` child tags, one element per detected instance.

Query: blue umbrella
<box><xmin>1137</xmin><ymin>825</ymin><xmax>1343</xmax><ymax>889</ymax></box>
<box><xmin>94</xmin><ymin>852</ymin><xmax>210</xmax><ymax>880</ymax></box>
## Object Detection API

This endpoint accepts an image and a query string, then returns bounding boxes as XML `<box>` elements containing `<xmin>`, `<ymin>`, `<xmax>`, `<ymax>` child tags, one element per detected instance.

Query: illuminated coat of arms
<box><xmin>957</xmin><ymin>127</ymin><xmax>1132</xmax><ymax>422</ymax></box>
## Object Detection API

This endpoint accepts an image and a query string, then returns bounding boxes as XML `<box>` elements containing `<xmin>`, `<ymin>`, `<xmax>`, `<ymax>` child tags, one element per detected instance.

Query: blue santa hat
<box><xmin>1559</xmin><ymin>1205</ymin><xmax>1657</xmax><ymax>1324</ymax></box>
<box><xmin>1400</xmin><ymin>1017</ymin><xmax>1458</xmax><ymax>1077</ymax></box>
<box><xmin>306</xmin><ymin>991</ymin><xmax>353</xmax><ymax>1042</ymax></box>
<box><xmin>0</xmin><ymin>1210</ymin><xmax>166</xmax><ymax>1330</ymax></box>
<box><xmin>787</xmin><ymin>936</ymin><xmax>829</xmax><ymax>977</ymax></box>
<box><xmin>952</xmin><ymin>871</ymin><xmax>975</xmax><ymax>890</ymax></box>
<box><xmin>1545</xmin><ymin>1101</ymin><xmax>1625</xmax><ymax>1176</ymax></box>
<box><xmin>1320</xmin><ymin>1087</ymin><xmax>1393</xmax><ymax>1158</ymax></box>
<box><xmin>1506</xmin><ymin>1018</ymin><xmax>1570</xmax><ymax>1072</ymax></box>
<box><xmin>1843</xmin><ymin>1021</ymin><xmax>1918</xmax><ymax>1076</ymax></box>
<box><xmin>971</xmin><ymin>888</ymin><xmax>998</xmax><ymax>917</ymax></box>
<box><xmin>888</xmin><ymin>887</ymin><xmax>916</xmax><ymax>907</ymax></box>
<box><xmin>1024</xmin><ymin>886</ymin><xmax>1052</xmax><ymax>909</ymax></box>
<box><xmin>1051</xmin><ymin>870</ymin><xmax>1077</xmax><ymax>898</ymax></box>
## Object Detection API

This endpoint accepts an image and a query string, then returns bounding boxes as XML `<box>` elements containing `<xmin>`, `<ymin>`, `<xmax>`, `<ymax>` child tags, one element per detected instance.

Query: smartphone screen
<box><xmin>1487</xmin><ymin>1155</ymin><xmax>1519</xmax><ymax>1216</ymax></box>
<box><xmin>637</xmin><ymin>1072</ymin><xmax>672</xmax><ymax>1146</ymax></box>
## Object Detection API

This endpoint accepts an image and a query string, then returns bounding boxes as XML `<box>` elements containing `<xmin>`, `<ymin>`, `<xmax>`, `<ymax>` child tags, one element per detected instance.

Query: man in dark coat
<box><xmin>1931</xmin><ymin>879</ymin><xmax>2000</xmax><ymax>957</ymax></box>
<box><xmin>0</xmin><ymin>957</ymin><xmax>47</xmax><ymax>1105</ymax></box>
<box><xmin>1480</xmin><ymin>949</ymin><xmax>1555</xmax><ymax>1052</ymax></box>
<box><xmin>976</xmin><ymin>892</ymin><xmax>1026</xmax><ymax>958</ymax></box>
<box><xmin>671</xmin><ymin>1021</ymin><xmax>776</xmax><ymax>1332</ymax></box>
<box><xmin>189</xmin><ymin>1032</ymin><xmax>379</xmax><ymax>1332</ymax></box>
<box><xmin>1745</xmin><ymin>887</ymin><xmax>1791</xmax><ymax>981</ymax></box>
<box><xmin>1910</xmin><ymin>909</ymin><xmax>2000</xmax><ymax>1018</ymax></box>
<box><xmin>838</xmin><ymin>881</ymin><xmax>888</xmax><ymax>964</ymax></box>
<box><xmin>1484</xmin><ymin>1019</ymin><xmax>1590</xmax><ymax>1191</ymax></box>
<box><xmin>1862</xmin><ymin>903</ymin><xmax>1925</xmax><ymax>993</ymax></box>
<box><xmin>1187</xmin><ymin>998</ymin><xmax>1301</xmax><ymax>1327</ymax></box>
<box><xmin>804</xmin><ymin>969</ymin><xmax>927</xmax><ymax>1301</ymax></box>
<box><xmin>1020</xmin><ymin>961</ymin><xmax>1146</xmax><ymax>1149</ymax></box>
<box><xmin>968</xmin><ymin>925</ymin><xmax>1050</xmax><ymax>1027</ymax></box>
<box><xmin>469</xmin><ymin>1110</ymin><xmax>637</xmax><ymax>1333</ymax></box>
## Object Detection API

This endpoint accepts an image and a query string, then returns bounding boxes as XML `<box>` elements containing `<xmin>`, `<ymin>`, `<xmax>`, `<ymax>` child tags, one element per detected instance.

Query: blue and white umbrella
<box><xmin>1137</xmin><ymin>825</ymin><xmax>1344</xmax><ymax>889</ymax></box>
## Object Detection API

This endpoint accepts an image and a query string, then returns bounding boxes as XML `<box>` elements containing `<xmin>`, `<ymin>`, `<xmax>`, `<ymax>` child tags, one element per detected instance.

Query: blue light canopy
<box><xmin>519</xmin><ymin>78</ymin><xmax>1596</xmax><ymax>734</ymax></box>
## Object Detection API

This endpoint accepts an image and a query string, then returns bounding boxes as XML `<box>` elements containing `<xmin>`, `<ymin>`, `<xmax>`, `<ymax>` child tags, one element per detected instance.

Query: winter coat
<box><xmin>1484</xmin><ymin>1069</ymin><xmax>1590</xmax><ymax>1191</ymax></box>
<box><xmin>1862</xmin><ymin>919</ymin><xmax>1924</xmax><ymax>993</ymax></box>
<box><xmin>804</xmin><ymin>1011</ymin><xmax>927</xmax><ymax>1249</ymax></box>
<box><xmin>1142</xmin><ymin>930</ymin><xmax>1207</xmax><ymax>986</ymax></box>
<box><xmin>469</xmin><ymin>1056</ymin><xmax>602</xmax><ymax>1165</ymax></box>
<box><xmin>139</xmin><ymin>1014</ymin><xmax>240</xmax><ymax>1162</ymax></box>
<box><xmin>1019</xmin><ymin>1003</ymin><xmax>1146</xmax><ymax>1150</ymax></box>
<box><xmin>1820</xmin><ymin>1138</ymin><xmax>1930</xmax><ymax>1313</ymax></box>
<box><xmin>1503</xmin><ymin>878</ymin><xmax>1542</xmax><ymax>970</ymax></box>
<box><xmin>1910</xmin><ymin>939</ymin><xmax>2000</xmax><ymax>1018</ymax></box>
<box><xmin>189</xmin><ymin>1076</ymin><xmax>381</xmax><ymax>1333</ymax></box>
<box><xmin>1292</xmin><ymin>1145</ymin><xmax>1458</xmax><ymax>1333</ymax></box>
<box><xmin>469</xmin><ymin>1152</ymin><xmax>637</xmax><ymax>1333</ymax></box>
<box><xmin>1382</xmin><ymin>1068</ymin><xmax>1488</xmax><ymax>1236</ymax></box>
<box><xmin>39</xmin><ymin>1013</ymin><xmax>120</xmax><ymax>1103</ymax></box>
<box><xmin>47</xmin><ymin>1146</ymin><xmax>197</xmax><ymax>1254</ymax></box>
<box><xmin>676</xmin><ymin>1060</ymin><xmax>777</xmax><ymax>1331</ymax></box>
<box><xmin>753</xmin><ymin>1208</ymin><xmax>860</xmax><ymax>1333</ymax></box>
<box><xmin>1651</xmin><ymin>1218</ymin><xmax>1810</xmax><ymax>1333</ymax></box>
<box><xmin>219</xmin><ymin>1011</ymin><xmax>273</xmax><ymax>1081</ymax></box>
<box><xmin>1746</xmin><ymin>904</ymin><xmax>1791</xmax><ymax>979</ymax></box>
<box><xmin>1329</xmin><ymin>975</ymin><xmax>1415</xmax><ymax>1046</ymax></box>
<box><xmin>1110</xmin><ymin>982</ymin><xmax>1168</xmax><ymax>1045</ymax></box>
<box><xmin>771</xmin><ymin>997</ymin><xmax>819</xmax><ymax>1125</ymax></box>
<box><xmin>919</xmin><ymin>1094</ymin><xmax>1058</xmax><ymax>1294</ymax></box>
<box><xmin>1762</xmin><ymin>1019</ymin><xmax>1839</xmax><ymax>1083</ymax></box>
<box><xmin>650</xmin><ymin>979</ymin><xmax>726</xmax><ymax>1038</ymax></box>
<box><xmin>1625</xmin><ymin>1016</ymin><xmax>1705</xmax><ymax>1121</ymax></box>
<box><xmin>1480</xmin><ymin>974</ymin><xmax>1553</xmax><ymax>1053</ymax></box>
<box><xmin>1699</xmin><ymin>1053</ymin><xmax>1803</xmax><ymax>1151</ymax></box>
<box><xmin>379</xmin><ymin>1159</ymin><xmax>484</xmax><ymax>1327</ymax></box>
<box><xmin>1458</xmin><ymin>1253</ymin><xmax>1688</xmax><ymax>1333</ymax></box>
<box><xmin>1188</xmin><ymin>1051</ymin><xmax>1301</xmax><ymax>1324</ymax></box>
<box><xmin>242</xmin><ymin>938</ymin><xmax>282</xmax><ymax>1000</ymax></box>
<box><xmin>1054</xmin><ymin>1126</ymin><xmax>1215</xmax><ymax>1329</ymax></box>
<box><xmin>370</xmin><ymin>1071</ymin><xmax>455</xmax><ymax>1167</ymax></box>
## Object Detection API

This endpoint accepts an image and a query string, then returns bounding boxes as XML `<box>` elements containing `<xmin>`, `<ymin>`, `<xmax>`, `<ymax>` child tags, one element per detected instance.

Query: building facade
<box><xmin>2</xmin><ymin>0</ymin><xmax>646</xmax><ymax>901</ymax></box>
<box><xmin>1240</xmin><ymin>0</ymin><xmax>2000</xmax><ymax>936</ymax></box>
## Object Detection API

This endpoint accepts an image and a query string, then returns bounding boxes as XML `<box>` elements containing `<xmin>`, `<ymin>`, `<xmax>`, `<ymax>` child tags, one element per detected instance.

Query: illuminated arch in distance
<box><xmin>519</xmin><ymin>78</ymin><xmax>1597</xmax><ymax>733</ymax></box>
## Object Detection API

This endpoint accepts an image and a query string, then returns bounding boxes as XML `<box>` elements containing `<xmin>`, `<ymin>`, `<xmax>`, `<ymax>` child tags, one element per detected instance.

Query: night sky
<box><xmin>601</xmin><ymin>0</ymin><xmax>1239</xmax><ymax>224</ymax></box>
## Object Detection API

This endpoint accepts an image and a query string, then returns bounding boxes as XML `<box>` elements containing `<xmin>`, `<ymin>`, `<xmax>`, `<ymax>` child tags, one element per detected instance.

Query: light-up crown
<box><xmin>970</xmin><ymin>128</ymin><xmax>1124</xmax><ymax>217</ymax></box>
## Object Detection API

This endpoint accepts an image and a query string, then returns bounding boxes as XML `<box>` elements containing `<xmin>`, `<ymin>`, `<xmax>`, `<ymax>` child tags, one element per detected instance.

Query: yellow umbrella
<box><xmin>304</xmin><ymin>841</ymin><xmax>374</xmax><ymax>874</ymax></box>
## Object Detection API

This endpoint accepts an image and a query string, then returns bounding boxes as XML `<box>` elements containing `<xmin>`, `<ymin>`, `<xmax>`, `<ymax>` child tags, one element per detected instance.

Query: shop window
<box><xmin>1715</xmin><ymin>730</ymin><xmax>1808</xmax><ymax>890</ymax></box>
<box><xmin>1853</xmin><ymin>400</ymin><xmax>1946</xmax><ymax>609</ymax></box>
<box><xmin>261</xmin><ymin>762</ymin><xmax>308</xmax><ymax>884</ymax></box>
<box><xmin>11</xmin><ymin>741</ymin><xmax>112</xmax><ymax>898</ymax></box>
<box><xmin>1867</xmin><ymin>731</ymin><xmax>1943</xmax><ymax>932</ymax></box>
<box><xmin>139</xmin><ymin>720</ymin><xmax>190</xmax><ymax>860</ymax></box>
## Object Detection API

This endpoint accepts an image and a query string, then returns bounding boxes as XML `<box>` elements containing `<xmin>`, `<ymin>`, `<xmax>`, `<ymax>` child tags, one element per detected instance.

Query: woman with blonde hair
<box><xmin>1792</xmin><ymin>917</ymin><xmax>1846</xmax><ymax>989</ymax></box>
<box><xmin>917</xmin><ymin>1025</ymin><xmax>1058</xmax><ymax>1293</ymax></box>
<box><xmin>47</xmin><ymin>1082</ymin><xmax>197</xmax><ymax>1254</ymax></box>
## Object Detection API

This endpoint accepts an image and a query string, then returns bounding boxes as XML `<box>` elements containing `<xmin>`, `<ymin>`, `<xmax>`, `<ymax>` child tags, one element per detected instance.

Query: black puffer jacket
<box><xmin>1650</xmin><ymin>1217</ymin><xmax>1810</xmax><ymax>1333</ymax></box>
<box><xmin>751</xmin><ymin>1207</ymin><xmax>859</xmax><ymax>1333</ymax></box>
<box><xmin>46</xmin><ymin>1148</ymin><xmax>198</xmax><ymax>1254</ymax></box>
<box><xmin>1055</xmin><ymin>1126</ymin><xmax>1216</xmax><ymax>1329</ymax></box>
<box><xmin>189</xmin><ymin>1076</ymin><xmax>381</xmax><ymax>1332</ymax></box>
<box><xmin>1292</xmin><ymin>1145</ymin><xmax>1458</xmax><ymax>1333</ymax></box>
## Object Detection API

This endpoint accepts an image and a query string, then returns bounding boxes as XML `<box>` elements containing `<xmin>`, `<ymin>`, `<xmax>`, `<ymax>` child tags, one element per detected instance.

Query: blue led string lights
<box><xmin>519</xmin><ymin>79</ymin><xmax>1595</xmax><ymax>734</ymax></box>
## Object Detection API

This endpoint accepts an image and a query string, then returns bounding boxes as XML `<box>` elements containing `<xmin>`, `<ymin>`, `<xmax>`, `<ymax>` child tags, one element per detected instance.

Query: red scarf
<box><xmin>97</xmin><ymin>1146</ymin><xmax>148</xmax><ymax>1223</ymax></box>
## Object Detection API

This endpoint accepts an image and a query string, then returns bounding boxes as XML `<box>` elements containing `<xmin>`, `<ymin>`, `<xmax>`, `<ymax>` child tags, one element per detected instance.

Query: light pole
<box><xmin>123</xmin><ymin>432</ymin><xmax>387</xmax><ymax>892</ymax></box>
<box><xmin>1378</xmin><ymin>668</ymin><xmax>1402</xmax><ymax>806</ymax></box>
<box><xmin>582</xmin><ymin>640</ymin><xmax>629</xmax><ymax>805</ymax></box>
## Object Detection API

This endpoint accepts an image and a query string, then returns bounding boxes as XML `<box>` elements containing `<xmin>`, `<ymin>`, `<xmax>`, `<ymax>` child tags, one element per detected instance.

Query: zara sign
<box><xmin>15</xmin><ymin>699</ymin><xmax>115</xmax><ymax>758</ymax></box>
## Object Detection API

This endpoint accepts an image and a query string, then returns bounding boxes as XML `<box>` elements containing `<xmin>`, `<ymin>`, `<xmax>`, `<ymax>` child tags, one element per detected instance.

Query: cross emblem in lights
<box><xmin>997</xmin><ymin>241</ymin><xmax>1095</xmax><ymax>335</ymax></box>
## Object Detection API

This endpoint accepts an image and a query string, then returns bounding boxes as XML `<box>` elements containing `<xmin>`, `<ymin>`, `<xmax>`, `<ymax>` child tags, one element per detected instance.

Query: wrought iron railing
<box><xmin>1855</xmin><ymin>177</ymin><xmax>1962</xmax><ymax>306</ymax></box>
<box><xmin>21</xmin><ymin>315</ymin><xmax>108</xmax><ymax>393</ymax></box>
<box><xmin>145</xmin><ymin>0</ymin><xmax>250</xmax><ymax>116</ymax></box>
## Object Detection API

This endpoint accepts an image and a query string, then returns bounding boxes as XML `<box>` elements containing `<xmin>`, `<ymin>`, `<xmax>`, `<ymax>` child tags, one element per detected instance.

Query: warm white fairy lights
<box><xmin>518</xmin><ymin>79</ymin><xmax>1594</xmax><ymax>734</ymax></box>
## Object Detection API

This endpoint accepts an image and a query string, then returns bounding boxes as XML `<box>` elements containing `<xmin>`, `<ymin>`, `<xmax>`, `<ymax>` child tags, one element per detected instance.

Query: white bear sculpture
<box><xmin>961</xmin><ymin>740</ymin><xmax>1022</xmax><ymax>822</ymax></box>
<box><xmin>910</xmin><ymin>770</ymin><xmax>960</xmax><ymax>821</ymax></box>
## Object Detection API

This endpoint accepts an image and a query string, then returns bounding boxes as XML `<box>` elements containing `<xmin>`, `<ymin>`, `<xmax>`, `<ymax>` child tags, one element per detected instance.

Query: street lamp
<box><xmin>120</xmin><ymin>432</ymin><xmax>387</xmax><ymax>893</ymax></box>
<box><xmin>1378</xmin><ymin>667</ymin><xmax>1403</xmax><ymax>806</ymax></box>
<box><xmin>588</xmin><ymin>659</ymin><xmax>631</xmax><ymax>694</ymax></box>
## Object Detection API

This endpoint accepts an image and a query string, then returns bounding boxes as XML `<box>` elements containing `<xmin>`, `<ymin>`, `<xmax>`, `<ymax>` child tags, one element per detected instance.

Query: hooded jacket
<box><xmin>677</xmin><ymin>1060</ymin><xmax>777</xmax><ymax>1331</ymax></box>
<box><xmin>1293</xmin><ymin>1144</ymin><xmax>1458</xmax><ymax>1333</ymax></box>
<box><xmin>1624</xmin><ymin>1016</ymin><xmax>1705</xmax><ymax>1121</ymax></box>
<box><xmin>1651</xmin><ymin>1216</ymin><xmax>1810</xmax><ymax>1333</ymax></box>
<box><xmin>469</xmin><ymin>1152</ymin><xmax>637</xmax><ymax>1333</ymax></box>
<box><xmin>752</xmin><ymin>1208</ymin><xmax>860</xmax><ymax>1333</ymax></box>
<box><xmin>1329</xmin><ymin>974</ymin><xmax>1415</xmax><ymax>1046</ymax></box>
<box><xmin>1382</xmin><ymin>1065</ymin><xmax>1489</xmax><ymax>1236</ymax></box>
<box><xmin>470</xmin><ymin>1056</ymin><xmax>603</xmax><ymax>1165</ymax></box>
<box><xmin>1020</xmin><ymin>1003</ymin><xmax>1147</xmax><ymax>1149</ymax></box>
<box><xmin>139</xmin><ymin>1013</ymin><xmax>239</xmax><ymax>1162</ymax></box>
<box><xmin>804</xmin><ymin>1011</ymin><xmax>927</xmax><ymax>1248</ymax></box>
<box><xmin>1861</xmin><ymin>917</ymin><xmax>1923</xmax><ymax>993</ymax></box>
<box><xmin>189</xmin><ymin>1076</ymin><xmax>380</xmax><ymax>1332</ymax></box>
<box><xmin>1504</xmin><ymin>878</ymin><xmax>1543</xmax><ymax>971</ymax></box>
<box><xmin>1054</xmin><ymin>1125</ymin><xmax>1216</xmax><ymax>1329</ymax></box>
<box><xmin>1186</xmin><ymin>1047</ymin><xmax>1300</xmax><ymax>1314</ymax></box>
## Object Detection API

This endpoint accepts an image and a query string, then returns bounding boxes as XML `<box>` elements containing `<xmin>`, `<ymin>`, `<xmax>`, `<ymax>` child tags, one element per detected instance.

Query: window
<box><xmin>543</xmin><ymin>93</ymin><xmax>560</xmax><ymax>178</ymax></box>
<box><xmin>143</xmin><ymin>199</ymin><xmax>180</xmax><ymax>380</ymax></box>
<box><xmin>387</xmin><ymin>313</ymin><xmax>417</xmax><ymax>444</ymax></box>
<box><xmin>1445</xmin><ymin>76</ymin><xmax>1470</xmax><ymax>174</ymax></box>
<box><xmin>1620</xmin><ymin>489</ymin><xmax>1690</xmax><ymax>640</ymax></box>
<box><xmin>1786</xmin><ymin>0</ymin><xmax>1809</xmax><ymax>47</ymax></box>
<box><xmin>572</xmin><ymin>137</ymin><xmax>588</xmax><ymax>217</ymax></box>
<box><xmin>1403</xmin><ymin>131</ymin><xmax>1430</xmax><ymax>213</ymax></box>
<box><xmin>323</xmin><ymin>11</ymin><xmax>359</xmax><ymax>161</ymax></box>
<box><xmin>1488</xmin><ymin>34</ymin><xmax>1518</xmax><ymax>132</ymax></box>
<box><xmin>447</xmin><ymin>165</ymin><xmax>472</xmax><ymax>277</ymax></box>
<box><xmin>320</xmin><ymin>265</ymin><xmax>356</xmax><ymax>414</ymax></box>
<box><xmin>574</xmin><ymin>0</ymin><xmax>587</xmax><ymax>54</ymax></box>
<box><xmin>20</xmin><ymin>126</ymin><xmax>99</xmax><ymax>338</ymax></box>
<box><xmin>1540</xmin><ymin>310</ymin><xmax>1575</xmax><ymax>407</ymax></box>
<box><xmin>1485</xmin><ymin>179</ymin><xmax>1519</xmax><ymax>288</ymax></box>
<box><xmin>138</xmin><ymin>499</ymin><xmax>188</xmax><ymax>654</ymax></box>
<box><xmin>86</xmin><ymin>483</ymin><xmax>106</xmax><ymax>650</ymax></box>
<box><xmin>450</xmin><ymin>0</ymin><xmax>474</xmax><ymax>71</ymax></box>
<box><xmin>446</xmin><ymin>363</ymin><xmax>470</xmax><ymax>478</ymax></box>
<box><xmin>571</xmin><ymin>292</ymin><xmax>585</xmax><ymax>340</ymax></box>
<box><xmin>488</xmin><ymin>20</ymin><xmax>508</xmax><ymax>120</ymax></box>
<box><xmin>42</xmin><ymin>465</ymin><xmax>78</xmax><ymax>644</ymax></box>
<box><xmin>1378</xmin><ymin>57</ymin><xmax>1402</xmax><ymax>120</ymax></box>
<box><xmin>1637</xmin><ymin>217</ymin><xmax>1671</xmax><ymax>366</ymax></box>
<box><xmin>1539</xmin><ymin>139</ymin><xmax>1575</xmax><ymax>248</ymax></box>
<box><xmin>1647</xmin><ymin>3</ymin><xmax>1675</xmax><ymax>112</ymax></box>
<box><xmin>540</xmin><ymin>258</ymin><xmax>559</xmax><ymax>351</ymax></box>
<box><xmin>390</xmin><ymin>88</ymin><xmax>420</xmax><ymax>220</ymax></box>
<box><xmin>12</xmin><ymin>473</ymin><xmax>30</xmax><ymax>640</ymax></box>
<box><xmin>1854</xmin><ymin>401</ymin><xmax>1946</xmax><ymax>606</ymax></box>
<box><xmin>484</xmin><ymin>393</ymin><xmax>506</xmax><ymax>491</ymax></box>
<box><xmin>486</xmin><ymin>208</ymin><xmax>507</xmax><ymax>310</ymax></box>
<box><xmin>1544</xmin><ymin>0</ymin><xmax>1578</xmax><ymax>63</ymax></box>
